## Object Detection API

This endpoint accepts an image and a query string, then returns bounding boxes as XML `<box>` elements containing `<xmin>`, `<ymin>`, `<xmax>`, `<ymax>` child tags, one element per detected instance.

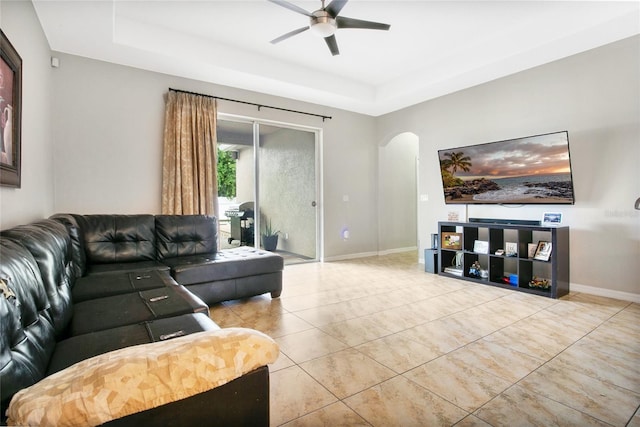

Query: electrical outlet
<box><xmin>284</xmin><ymin>233</ymin><xmax>289</xmax><ymax>240</ymax></box>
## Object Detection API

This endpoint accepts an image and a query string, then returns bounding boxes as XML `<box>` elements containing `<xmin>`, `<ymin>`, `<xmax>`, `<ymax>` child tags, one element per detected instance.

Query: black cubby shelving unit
<box><xmin>437</xmin><ymin>221</ymin><xmax>570</xmax><ymax>298</ymax></box>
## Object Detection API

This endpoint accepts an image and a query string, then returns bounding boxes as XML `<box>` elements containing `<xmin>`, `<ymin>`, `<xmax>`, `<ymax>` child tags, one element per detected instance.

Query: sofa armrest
<box><xmin>6</xmin><ymin>329</ymin><xmax>279</xmax><ymax>427</ymax></box>
<box><xmin>102</xmin><ymin>366</ymin><xmax>270</xmax><ymax>427</ymax></box>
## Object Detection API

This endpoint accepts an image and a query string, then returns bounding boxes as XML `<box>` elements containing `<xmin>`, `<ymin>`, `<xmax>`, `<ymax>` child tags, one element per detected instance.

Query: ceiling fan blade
<box><xmin>270</xmin><ymin>26</ymin><xmax>310</xmax><ymax>44</ymax></box>
<box><xmin>267</xmin><ymin>0</ymin><xmax>313</xmax><ymax>17</ymax></box>
<box><xmin>325</xmin><ymin>0</ymin><xmax>348</xmax><ymax>17</ymax></box>
<box><xmin>336</xmin><ymin>16</ymin><xmax>390</xmax><ymax>31</ymax></box>
<box><xmin>324</xmin><ymin>34</ymin><xmax>340</xmax><ymax>56</ymax></box>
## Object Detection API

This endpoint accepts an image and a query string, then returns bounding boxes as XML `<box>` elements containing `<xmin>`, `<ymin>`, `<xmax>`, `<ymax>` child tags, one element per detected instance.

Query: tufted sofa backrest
<box><xmin>51</xmin><ymin>214</ymin><xmax>220</xmax><ymax>268</ymax></box>
<box><xmin>155</xmin><ymin>215</ymin><xmax>218</xmax><ymax>260</ymax></box>
<box><xmin>49</xmin><ymin>213</ymin><xmax>89</xmax><ymax>277</ymax></box>
<box><xmin>1</xmin><ymin>220</ymin><xmax>75</xmax><ymax>338</ymax></box>
<box><xmin>82</xmin><ymin>215</ymin><xmax>157</xmax><ymax>264</ymax></box>
<box><xmin>0</xmin><ymin>239</ymin><xmax>56</xmax><ymax>414</ymax></box>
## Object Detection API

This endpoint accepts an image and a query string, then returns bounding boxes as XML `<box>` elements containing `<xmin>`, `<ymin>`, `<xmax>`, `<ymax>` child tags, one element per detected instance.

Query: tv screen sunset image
<box><xmin>438</xmin><ymin>132</ymin><xmax>575</xmax><ymax>204</ymax></box>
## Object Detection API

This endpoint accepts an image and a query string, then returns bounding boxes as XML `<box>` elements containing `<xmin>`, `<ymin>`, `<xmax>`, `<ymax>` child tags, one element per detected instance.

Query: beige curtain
<box><xmin>162</xmin><ymin>91</ymin><xmax>219</xmax><ymax>216</ymax></box>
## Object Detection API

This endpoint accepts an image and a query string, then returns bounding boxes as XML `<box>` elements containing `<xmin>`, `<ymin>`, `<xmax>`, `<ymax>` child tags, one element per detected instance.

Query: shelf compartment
<box><xmin>439</xmin><ymin>249</ymin><xmax>461</xmax><ymax>274</ymax></box>
<box><xmin>503</xmin><ymin>257</ymin><xmax>518</xmax><ymax>287</ymax></box>
<box><xmin>489</xmin><ymin>256</ymin><xmax>504</xmax><ymax>284</ymax></box>
<box><xmin>463</xmin><ymin>227</ymin><xmax>479</xmax><ymax>252</ymax></box>
<box><xmin>489</xmin><ymin>228</ymin><xmax>503</xmax><ymax>254</ymax></box>
<box><xmin>489</xmin><ymin>255</ymin><xmax>517</xmax><ymax>285</ymax></box>
<box><xmin>502</xmin><ymin>229</ymin><xmax>519</xmax><ymax>257</ymax></box>
<box><xmin>518</xmin><ymin>260</ymin><xmax>533</xmax><ymax>287</ymax></box>
<box><xmin>464</xmin><ymin>253</ymin><xmax>488</xmax><ymax>280</ymax></box>
<box><xmin>518</xmin><ymin>229</ymin><xmax>533</xmax><ymax>259</ymax></box>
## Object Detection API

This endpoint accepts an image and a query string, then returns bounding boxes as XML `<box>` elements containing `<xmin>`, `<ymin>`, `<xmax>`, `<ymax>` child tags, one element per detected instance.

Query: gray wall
<box><xmin>378</xmin><ymin>132</ymin><xmax>418</xmax><ymax>253</ymax></box>
<box><xmin>0</xmin><ymin>0</ymin><xmax>54</xmax><ymax>228</ymax></box>
<box><xmin>377</xmin><ymin>35</ymin><xmax>640</xmax><ymax>298</ymax></box>
<box><xmin>49</xmin><ymin>53</ymin><xmax>377</xmax><ymax>260</ymax></box>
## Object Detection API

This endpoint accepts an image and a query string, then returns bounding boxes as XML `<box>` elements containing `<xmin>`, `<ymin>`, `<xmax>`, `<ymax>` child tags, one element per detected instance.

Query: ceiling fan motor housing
<box><xmin>310</xmin><ymin>10</ymin><xmax>337</xmax><ymax>37</ymax></box>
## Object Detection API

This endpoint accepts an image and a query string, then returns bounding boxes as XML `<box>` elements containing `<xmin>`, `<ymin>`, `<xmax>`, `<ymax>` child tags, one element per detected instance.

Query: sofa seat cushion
<box><xmin>87</xmin><ymin>260</ymin><xmax>169</xmax><ymax>276</ymax></box>
<box><xmin>70</xmin><ymin>284</ymin><xmax>208</xmax><ymax>336</ymax></box>
<box><xmin>7</xmin><ymin>328</ymin><xmax>279</xmax><ymax>427</ymax></box>
<box><xmin>72</xmin><ymin>270</ymin><xmax>176</xmax><ymax>303</ymax></box>
<box><xmin>47</xmin><ymin>313</ymin><xmax>219</xmax><ymax>375</ymax></box>
<box><xmin>163</xmin><ymin>247</ymin><xmax>284</xmax><ymax>286</ymax></box>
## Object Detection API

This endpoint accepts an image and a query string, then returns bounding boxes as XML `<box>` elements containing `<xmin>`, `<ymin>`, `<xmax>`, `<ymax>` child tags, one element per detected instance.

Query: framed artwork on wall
<box><xmin>0</xmin><ymin>29</ymin><xmax>22</xmax><ymax>187</ymax></box>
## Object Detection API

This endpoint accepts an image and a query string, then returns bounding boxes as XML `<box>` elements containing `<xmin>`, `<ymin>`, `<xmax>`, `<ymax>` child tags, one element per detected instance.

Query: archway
<box><xmin>378</xmin><ymin>132</ymin><xmax>419</xmax><ymax>254</ymax></box>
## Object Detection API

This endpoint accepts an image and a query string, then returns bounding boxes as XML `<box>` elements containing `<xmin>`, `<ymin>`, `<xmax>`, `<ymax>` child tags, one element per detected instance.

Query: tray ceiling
<box><xmin>33</xmin><ymin>0</ymin><xmax>640</xmax><ymax>116</ymax></box>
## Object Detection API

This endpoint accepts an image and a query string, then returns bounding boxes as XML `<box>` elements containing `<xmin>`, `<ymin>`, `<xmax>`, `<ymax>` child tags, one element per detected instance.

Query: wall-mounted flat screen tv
<box><xmin>438</xmin><ymin>131</ymin><xmax>575</xmax><ymax>205</ymax></box>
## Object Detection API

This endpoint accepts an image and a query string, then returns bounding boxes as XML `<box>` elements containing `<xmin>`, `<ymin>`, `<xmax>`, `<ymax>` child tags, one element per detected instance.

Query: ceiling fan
<box><xmin>268</xmin><ymin>0</ymin><xmax>391</xmax><ymax>56</ymax></box>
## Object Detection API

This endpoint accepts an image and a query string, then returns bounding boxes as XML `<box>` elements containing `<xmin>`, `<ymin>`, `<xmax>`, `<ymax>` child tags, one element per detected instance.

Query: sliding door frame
<box><xmin>218</xmin><ymin>112</ymin><xmax>324</xmax><ymax>262</ymax></box>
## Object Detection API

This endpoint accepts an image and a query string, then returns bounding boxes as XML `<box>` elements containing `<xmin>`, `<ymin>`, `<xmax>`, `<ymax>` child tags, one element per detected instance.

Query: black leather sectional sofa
<box><xmin>0</xmin><ymin>214</ymin><xmax>284</xmax><ymax>426</ymax></box>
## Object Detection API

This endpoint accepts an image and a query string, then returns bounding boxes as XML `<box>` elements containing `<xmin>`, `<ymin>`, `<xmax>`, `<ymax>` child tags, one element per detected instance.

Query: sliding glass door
<box><xmin>258</xmin><ymin>123</ymin><xmax>317</xmax><ymax>261</ymax></box>
<box><xmin>217</xmin><ymin>116</ymin><xmax>319</xmax><ymax>263</ymax></box>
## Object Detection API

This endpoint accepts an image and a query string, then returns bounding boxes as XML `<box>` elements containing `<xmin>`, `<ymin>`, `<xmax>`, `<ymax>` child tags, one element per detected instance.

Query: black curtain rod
<box><xmin>168</xmin><ymin>88</ymin><xmax>332</xmax><ymax>122</ymax></box>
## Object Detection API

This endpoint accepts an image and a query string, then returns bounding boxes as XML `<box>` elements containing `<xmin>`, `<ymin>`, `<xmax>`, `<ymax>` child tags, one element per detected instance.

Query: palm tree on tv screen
<box><xmin>441</xmin><ymin>151</ymin><xmax>472</xmax><ymax>174</ymax></box>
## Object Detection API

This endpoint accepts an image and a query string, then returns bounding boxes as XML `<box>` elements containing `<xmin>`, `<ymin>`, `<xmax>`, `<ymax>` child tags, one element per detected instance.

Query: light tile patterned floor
<box><xmin>210</xmin><ymin>251</ymin><xmax>640</xmax><ymax>427</ymax></box>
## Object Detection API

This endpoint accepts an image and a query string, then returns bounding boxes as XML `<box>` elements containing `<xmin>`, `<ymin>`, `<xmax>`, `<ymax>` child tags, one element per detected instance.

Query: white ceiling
<box><xmin>33</xmin><ymin>0</ymin><xmax>639</xmax><ymax>116</ymax></box>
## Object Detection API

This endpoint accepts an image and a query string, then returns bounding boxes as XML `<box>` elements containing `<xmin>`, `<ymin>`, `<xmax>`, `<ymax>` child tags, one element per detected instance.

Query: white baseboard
<box><xmin>378</xmin><ymin>246</ymin><xmax>418</xmax><ymax>256</ymax></box>
<box><xmin>323</xmin><ymin>247</ymin><xmax>417</xmax><ymax>262</ymax></box>
<box><xmin>323</xmin><ymin>251</ymin><xmax>379</xmax><ymax>262</ymax></box>
<box><xmin>570</xmin><ymin>282</ymin><xmax>640</xmax><ymax>303</ymax></box>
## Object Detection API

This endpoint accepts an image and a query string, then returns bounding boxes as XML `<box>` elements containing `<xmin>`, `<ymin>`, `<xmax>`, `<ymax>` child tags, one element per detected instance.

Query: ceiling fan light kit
<box><xmin>268</xmin><ymin>0</ymin><xmax>390</xmax><ymax>56</ymax></box>
<box><xmin>310</xmin><ymin>11</ymin><xmax>337</xmax><ymax>37</ymax></box>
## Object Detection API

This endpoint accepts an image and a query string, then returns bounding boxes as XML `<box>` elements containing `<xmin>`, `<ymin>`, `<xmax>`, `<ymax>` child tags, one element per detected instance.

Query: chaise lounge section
<box><xmin>52</xmin><ymin>213</ymin><xmax>284</xmax><ymax>305</ymax></box>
